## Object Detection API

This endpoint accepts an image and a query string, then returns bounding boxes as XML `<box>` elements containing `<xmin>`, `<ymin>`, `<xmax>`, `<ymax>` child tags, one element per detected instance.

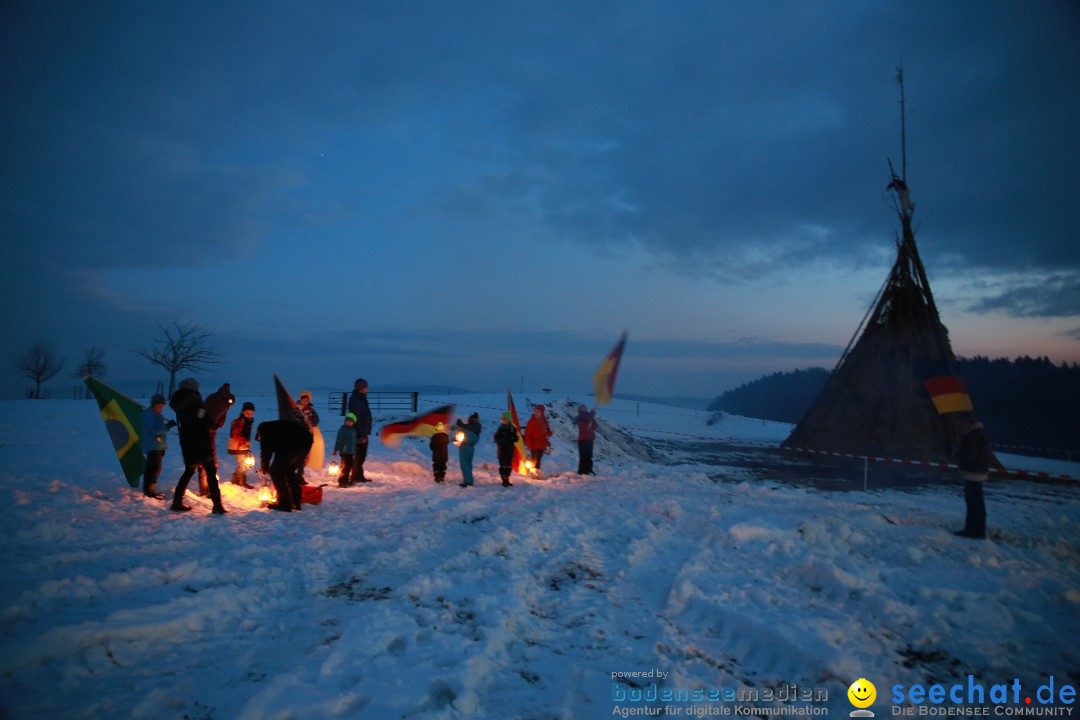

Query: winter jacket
<box><xmin>493</xmin><ymin>422</ymin><xmax>519</xmax><ymax>448</ymax></box>
<box><xmin>141</xmin><ymin>407</ymin><xmax>172</xmax><ymax>453</ymax></box>
<box><xmin>494</xmin><ymin>422</ymin><xmax>519</xmax><ymax>464</ymax></box>
<box><xmin>348</xmin><ymin>392</ymin><xmax>373</xmax><ymax>436</ymax></box>
<box><xmin>334</xmin><ymin>424</ymin><xmax>358</xmax><ymax>455</ymax></box>
<box><xmin>456</xmin><ymin>419</ymin><xmax>481</xmax><ymax>447</ymax></box>
<box><xmin>170</xmin><ymin>387</ymin><xmax>213</xmax><ymax>466</ymax></box>
<box><xmin>299</xmin><ymin>404</ymin><xmax>320</xmax><ymax>428</ymax></box>
<box><xmin>256</xmin><ymin>420</ymin><xmax>313</xmax><ymax>473</ymax></box>
<box><xmin>524</xmin><ymin>413</ymin><xmax>552</xmax><ymax>451</ymax></box>
<box><xmin>576</xmin><ymin>409</ymin><xmax>597</xmax><ymax>442</ymax></box>
<box><xmin>956</xmin><ymin>421</ymin><xmax>993</xmax><ymax>480</ymax></box>
<box><xmin>203</xmin><ymin>384</ymin><xmax>235</xmax><ymax>432</ymax></box>
<box><xmin>228</xmin><ymin>415</ymin><xmax>253</xmax><ymax>454</ymax></box>
<box><xmin>429</xmin><ymin>432</ymin><xmax>450</xmax><ymax>463</ymax></box>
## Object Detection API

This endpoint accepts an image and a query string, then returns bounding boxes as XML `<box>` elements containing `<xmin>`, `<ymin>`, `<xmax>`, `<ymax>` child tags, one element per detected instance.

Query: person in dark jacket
<box><xmin>953</xmin><ymin>413</ymin><xmax>994</xmax><ymax>539</ymax></box>
<box><xmin>493</xmin><ymin>412</ymin><xmax>519</xmax><ymax>487</ymax></box>
<box><xmin>332</xmin><ymin>413</ymin><xmax>358</xmax><ymax>488</ymax></box>
<box><xmin>575</xmin><ymin>404</ymin><xmax>597</xmax><ymax>475</ymax></box>
<box><xmin>429</xmin><ymin>421</ymin><xmax>450</xmax><ymax>483</ymax></box>
<box><xmin>257</xmin><ymin>419</ymin><xmax>314</xmax><ymax>511</ymax></box>
<box><xmin>198</xmin><ymin>382</ymin><xmax>234</xmax><ymax>495</ymax></box>
<box><xmin>348</xmin><ymin>378</ymin><xmax>373</xmax><ymax>482</ymax></box>
<box><xmin>169</xmin><ymin>378</ymin><xmax>228</xmax><ymax>515</ymax></box>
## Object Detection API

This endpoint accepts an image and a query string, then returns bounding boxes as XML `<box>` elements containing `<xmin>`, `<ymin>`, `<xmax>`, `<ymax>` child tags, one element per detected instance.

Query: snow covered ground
<box><xmin>1</xmin><ymin>393</ymin><xmax>1077</xmax><ymax>719</ymax></box>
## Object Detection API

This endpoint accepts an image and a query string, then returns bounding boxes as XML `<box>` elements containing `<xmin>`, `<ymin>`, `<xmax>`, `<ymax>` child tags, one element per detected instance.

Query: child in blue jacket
<box><xmin>140</xmin><ymin>394</ymin><xmax>175</xmax><ymax>499</ymax></box>
<box><xmin>332</xmin><ymin>413</ymin><xmax>358</xmax><ymax>487</ymax></box>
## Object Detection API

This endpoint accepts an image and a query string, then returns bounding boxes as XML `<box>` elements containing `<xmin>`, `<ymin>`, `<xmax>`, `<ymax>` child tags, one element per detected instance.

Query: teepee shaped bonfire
<box><xmin>783</xmin><ymin>72</ymin><xmax>976</xmax><ymax>463</ymax></box>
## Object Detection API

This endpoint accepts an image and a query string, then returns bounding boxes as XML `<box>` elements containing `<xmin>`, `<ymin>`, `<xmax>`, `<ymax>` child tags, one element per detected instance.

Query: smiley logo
<box><xmin>848</xmin><ymin>678</ymin><xmax>877</xmax><ymax>709</ymax></box>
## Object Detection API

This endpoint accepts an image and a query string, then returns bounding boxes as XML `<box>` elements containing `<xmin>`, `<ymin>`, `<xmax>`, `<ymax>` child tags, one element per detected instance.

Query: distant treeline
<box><xmin>710</xmin><ymin>357</ymin><xmax>1080</xmax><ymax>453</ymax></box>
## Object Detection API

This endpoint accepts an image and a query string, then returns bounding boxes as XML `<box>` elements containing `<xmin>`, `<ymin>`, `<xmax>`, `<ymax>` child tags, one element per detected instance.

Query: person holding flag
<box><xmin>576</xmin><ymin>404</ymin><xmax>598</xmax><ymax>475</ymax></box>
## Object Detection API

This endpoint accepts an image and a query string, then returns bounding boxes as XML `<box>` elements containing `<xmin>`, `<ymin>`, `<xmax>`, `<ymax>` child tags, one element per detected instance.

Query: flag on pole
<box><xmin>274</xmin><ymin>374</ymin><xmax>301</xmax><ymax>422</ymax></box>
<box><xmin>379</xmin><ymin>405</ymin><xmax>456</xmax><ymax>447</ymax></box>
<box><xmin>507</xmin><ymin>388</ymin><xmax>529</xmax><ymax>475</ymax></box>
<box><xmin>85</xmin><ymin>376</ymin><xmax>146</xmax><ymax>487</ymax></box>
<box><xmin>923</xmin><ymin>375</ymin><xmax>974</xmax><ymax>415</ymax></box>
<box><xmin>593</xmin><ymin>330</ymin><xmax>628</xmax><ymax>405</ymax></box>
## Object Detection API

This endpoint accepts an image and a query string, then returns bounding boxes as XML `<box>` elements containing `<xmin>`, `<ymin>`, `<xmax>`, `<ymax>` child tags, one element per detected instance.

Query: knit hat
<box><xmin>150</xmin><ymin>394</ymin><xmax>166</xmax><ymax>406</ymax></box>
<box><xmin>179</xmin><ymin>378</ymin><xmax>199</xmax><ymax>390</ymax></box>
<box><xmin>299</xmin><ymin>390</ymin><xmax>311</xmax><ymax>401</ymax></box>
<box><xmin>501</xmin><ymin>412</ymin><xmax>511</xmax><ymax>422</ymax></box>
<box><xmin>354</xmin><ymin>378</ymin><xmax>368</xmax><ymax>390</ymax></box>
<box><xmin>242</xmin><ymin>401</ymin><xmax>255</xmax><ymax>411</ymax></box>
<box><xmin>469</xmin><ymin>412</ymin><xmax>479</xmax><ymax>421</ymax></box>
<box><xmin>344</xmin><ymin>412</ymin><xmax>357</xmax><ymax>422</ymax></box>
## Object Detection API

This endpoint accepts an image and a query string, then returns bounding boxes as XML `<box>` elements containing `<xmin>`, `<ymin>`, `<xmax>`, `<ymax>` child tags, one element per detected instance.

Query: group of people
<box><xmin>139</xmin><ymin>376</ymin><xmax>602</xmax><ymax>515</ymax></box>
<box><xmin>422</xmin><ymin>402</ymin><xmax>598</xmax><ymax>488</ymax></box>
<box><xmin>139</xmin><ymin>377</ymin><xmax>376</xmax><ymax>516</ymax></box>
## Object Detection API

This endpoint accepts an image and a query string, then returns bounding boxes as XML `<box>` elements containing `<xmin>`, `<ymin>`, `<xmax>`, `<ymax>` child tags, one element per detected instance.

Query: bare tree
<box><xmin>73</xmin><ymin>345</ymin><xmax>107</xmax><ymax>398</ymax></box>
<box><xmin>16</xmin><ymin>341</ymin><xmax>65</xmax><ymax>399</ymax></box>
<box><xmin>134</xmin><ymin>321</ymin><xmax>225</xmax><ymax>398</ymax></box>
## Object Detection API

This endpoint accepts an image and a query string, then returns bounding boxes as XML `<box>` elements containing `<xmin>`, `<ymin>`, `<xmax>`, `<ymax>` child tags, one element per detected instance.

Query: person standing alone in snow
<box><xmin>952</xmin><ymin>412</ymin><xmax>996</xmax><ymax>540</ymax></box>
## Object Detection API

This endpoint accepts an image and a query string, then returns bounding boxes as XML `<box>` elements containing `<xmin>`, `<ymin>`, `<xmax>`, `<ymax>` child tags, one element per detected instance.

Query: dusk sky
<box><xmin>2</xmin><ymin>1</ymin><xmax>1078</xmax><ymax>402</ymax></box>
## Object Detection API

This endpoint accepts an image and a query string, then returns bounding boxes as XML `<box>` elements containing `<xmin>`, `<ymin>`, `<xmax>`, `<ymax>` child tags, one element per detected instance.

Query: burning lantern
<box><xmin>257</xmin><ymin>472</ymin><xmax>276</xmax><ymax>505</ymax></box>
<box><xmin>454</xmin><ymin>431</ymin><xmax>466</xmax><ymax>446</ymax></box>
<box><xmin>328</xmin><ymin>461</ymin><xmax>341</xmax><ymax>477</ymax></box>
<box><xmin>243</xmin><ymin>452</ymin><xmax>256</xmax><ymax>469</ymax></box>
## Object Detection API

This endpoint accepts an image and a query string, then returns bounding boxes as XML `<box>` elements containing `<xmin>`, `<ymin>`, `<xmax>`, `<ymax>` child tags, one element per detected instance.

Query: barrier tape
<box><xmin>416</xmin><ymin>399</ymin><xmax>1076</xmax><ymax>482</ymax></box>
<box><xmin>782</xmin><ymin>445</ymin><xmax>1076</xmax><ymax>482</ymax></box>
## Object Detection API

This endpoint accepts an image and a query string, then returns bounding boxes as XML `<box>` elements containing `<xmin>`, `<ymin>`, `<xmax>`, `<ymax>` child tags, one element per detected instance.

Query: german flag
<box><xmin>593</xmin><ymin>330</ymin><xmax>627</xmax><ymax>405</ymax></box>
<box><xmin>379</xmin><ymin>405</ymin><xmax>456</xmax><ymax>447</ymax></box>
<box><xmin>923</xmin><ymin>375</ymin><xmax>974</xmax><ymax>415</ymax></box>
<box><xmin>274</xmin><ymin>374</ymin><xmax>301</xmax><ymax>422</ymax></box>
<box><xmin>85</xmin><ymin>376</ymin><xmax>146</xmax><ymax>487</ymax></box>
<box><xmin>507</xmin><ymin>389</ymin><xmax>529</xmax><ymax>475</ymax></box>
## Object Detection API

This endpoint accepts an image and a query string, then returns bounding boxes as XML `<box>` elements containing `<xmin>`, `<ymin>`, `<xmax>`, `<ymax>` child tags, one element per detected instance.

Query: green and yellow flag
<box><xmin>85</xmin><ymin>376</ymin><xmax>146</xmax><ymax>487</ymax></box>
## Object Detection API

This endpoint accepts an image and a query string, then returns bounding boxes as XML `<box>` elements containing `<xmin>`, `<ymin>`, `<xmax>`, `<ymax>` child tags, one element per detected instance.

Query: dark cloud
<box><xmin>968</xmin><ymin>273</ymin><xmax>1080</xmax><ymax>318</ymax></box>
<box><xmin>1</xmin><ymin>1</ymin><xmax>1077</xmax><ymax>400</ymax></box>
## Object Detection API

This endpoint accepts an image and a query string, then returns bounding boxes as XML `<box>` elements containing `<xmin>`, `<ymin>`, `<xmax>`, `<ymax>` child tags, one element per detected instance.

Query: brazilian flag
<box><xmin>85</xmin><ymin>376</ymin><xmax>147</xmax><ymax>487</ymax></box>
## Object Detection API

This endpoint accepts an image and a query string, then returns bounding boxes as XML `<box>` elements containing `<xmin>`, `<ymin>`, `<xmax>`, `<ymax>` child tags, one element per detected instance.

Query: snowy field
<box><xmin>1</xmin><ymin>392</ymin><xmax>1077</xmax><ymax>719</ymax></box>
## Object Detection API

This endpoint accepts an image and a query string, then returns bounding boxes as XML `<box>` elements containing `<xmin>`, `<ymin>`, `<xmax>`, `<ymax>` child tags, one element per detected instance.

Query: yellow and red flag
<box><xmin>593</xmin><ymin>330</ymin><xmax>628</xmax><ymax>405</ymax></box>
<box><xmin>923</xmin><ymin>375</ymin><xmax>974</xmax><ymax>415</ymax></box>
<box><xmin>507</xmin><ymin>389</ymin><xmax>529</xmax><ymax>475</ymax></box>
<box><xmin>85</xmin><ymin>376</ymin><xmax>146</xmax><ymax>487</ymax></box>
<box><xmin>379</xmin><ymin>405</ymin><xmax>456</xmax><ymax>447</ymax></box>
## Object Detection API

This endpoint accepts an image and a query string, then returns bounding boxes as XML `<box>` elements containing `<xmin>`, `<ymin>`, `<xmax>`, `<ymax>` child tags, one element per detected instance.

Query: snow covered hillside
<box><xmin>0</xmin><ymin>393</ymin><xmax>1077</xmax><ymax>719</ymax></box>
